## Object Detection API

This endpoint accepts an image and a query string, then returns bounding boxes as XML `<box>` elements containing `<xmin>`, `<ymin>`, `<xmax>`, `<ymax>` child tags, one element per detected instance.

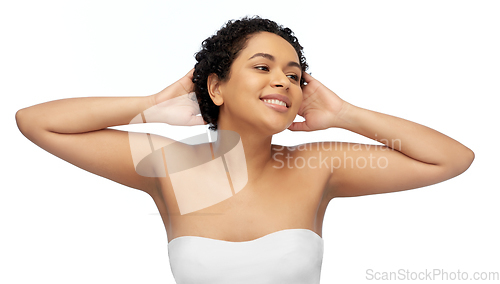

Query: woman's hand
<box><xmin>288</xmin><ymin>72</ymin><xmax>349</xmax><ymax>131</ymax></box>
<box><xmin>147</xmin><ymin>69</ymin><xmax>206</xmax><ymax>126</ymax></box>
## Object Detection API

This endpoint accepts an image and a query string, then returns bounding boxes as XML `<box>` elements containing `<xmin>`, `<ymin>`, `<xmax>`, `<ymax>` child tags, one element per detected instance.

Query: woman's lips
<box><xmin>260</xmin><ymin>99</ymin><xmax>288</xmax><ymax>113</ymax></box>
<box><xmin>259</xmin><ymin>94</ymin><xmax>291</xmax><ymax>107</ymax></box>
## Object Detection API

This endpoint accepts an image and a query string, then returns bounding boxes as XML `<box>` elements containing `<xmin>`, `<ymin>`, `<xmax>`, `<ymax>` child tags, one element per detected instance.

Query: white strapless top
<box><xmin>167</xmin><ymin>229</ymin><xmax>324</xmax><ymax>284</ymax></box>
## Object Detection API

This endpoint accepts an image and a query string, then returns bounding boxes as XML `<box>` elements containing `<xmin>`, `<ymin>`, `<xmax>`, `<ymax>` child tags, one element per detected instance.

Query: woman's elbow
<box><xmin>16</xmin><ymin>108</ymin><xmax>40</xmax><ymax>139</ymax></box>
<box><xmin>15</xmin><ymin>108</ymin><xmax>28</xmax><ymax>134</ymax></box>
<box><xmin>450</xmin><ymin>147</ymin><xmax>475</xmax><ymax>177</ymax></box>
<box><xmin>463</xmin><ymin>148</ymin><xmax>475</xmax><ymax>171</ymax></box>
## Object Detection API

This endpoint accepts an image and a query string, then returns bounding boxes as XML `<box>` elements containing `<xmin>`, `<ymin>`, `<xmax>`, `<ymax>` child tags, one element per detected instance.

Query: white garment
<box><xmin>168</xmin><ymin>229</ymin><xmax>324</xmax><ymax>284</ymax></box>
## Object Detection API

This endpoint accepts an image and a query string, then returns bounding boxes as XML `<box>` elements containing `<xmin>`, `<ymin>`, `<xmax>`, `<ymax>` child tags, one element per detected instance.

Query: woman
<box><xmin>16</xmin><ymin>16</ymin><xmax>474</xmax><ymax>283</ymax></box>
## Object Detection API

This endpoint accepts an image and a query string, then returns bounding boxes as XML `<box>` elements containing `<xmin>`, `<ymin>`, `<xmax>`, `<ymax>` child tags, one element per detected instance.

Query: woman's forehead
<box><xmin>238</xmin><ymin>32</ymin><xmax>300</xmax><ymax>63</ymax></box>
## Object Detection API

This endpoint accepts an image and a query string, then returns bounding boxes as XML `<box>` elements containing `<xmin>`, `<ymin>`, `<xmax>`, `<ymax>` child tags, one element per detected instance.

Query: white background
<box><xmin>1</xmin><ymin>0</ymin><xmax>499</xmax><ymax>283</ymax></box>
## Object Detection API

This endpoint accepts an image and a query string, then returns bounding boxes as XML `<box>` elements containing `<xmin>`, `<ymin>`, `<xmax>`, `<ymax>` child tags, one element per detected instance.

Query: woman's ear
<box><xmin>207</xmin><ymin>74</ymin><xmax>224</xmax><ymax>106</ymax></box>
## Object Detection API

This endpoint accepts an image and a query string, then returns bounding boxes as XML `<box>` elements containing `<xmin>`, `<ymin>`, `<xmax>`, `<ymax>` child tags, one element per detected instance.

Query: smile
<box><xmin>260</xmin><ymin>99</ymin><xmax>289</xmax><ymax>113</ymax></box>
<box><xmin>261</xmin><ymin>99</ymin><xmax>287</xmax><ymax>107</ymax></box>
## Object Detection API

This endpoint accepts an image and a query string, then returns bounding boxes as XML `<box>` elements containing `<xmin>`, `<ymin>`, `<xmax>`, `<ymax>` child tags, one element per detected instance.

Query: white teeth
<box><xmin>262</xmin><ymin>99</ymin><xmax>287</xmax><ymax>107</ymax></box>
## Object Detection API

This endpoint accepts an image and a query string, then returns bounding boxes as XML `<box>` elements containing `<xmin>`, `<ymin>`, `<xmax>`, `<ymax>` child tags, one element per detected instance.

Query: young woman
<box><xmin>16</xmin><ymin>16</ymin><xmax>474</xmax><ymax>284</ymax></box>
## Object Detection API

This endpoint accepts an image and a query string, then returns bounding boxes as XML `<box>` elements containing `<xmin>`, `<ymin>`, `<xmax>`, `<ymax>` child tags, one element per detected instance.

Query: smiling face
<box><xmin>209</xmin><ymin>32</ymin><xmax>303</xmax><ymax>135</ymax></box>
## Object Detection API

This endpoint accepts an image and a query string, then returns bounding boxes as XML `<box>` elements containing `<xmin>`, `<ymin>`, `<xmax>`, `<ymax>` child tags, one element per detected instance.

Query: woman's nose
<box><xmin>271</xmin><ymin>71</ymin><xmax>290</xmax><ymax>89</ymax></box>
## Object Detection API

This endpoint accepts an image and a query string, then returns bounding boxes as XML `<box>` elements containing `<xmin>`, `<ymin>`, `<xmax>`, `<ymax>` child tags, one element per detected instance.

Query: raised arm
<box><xmin>288</xmin><ymin>72</ymin><xmax>474</xmax><ymax>198</ymax></box>
<box><xmin>15</xmin><ymin>69</ymin><xmax>203</xmax><ymax>195</ymax></box>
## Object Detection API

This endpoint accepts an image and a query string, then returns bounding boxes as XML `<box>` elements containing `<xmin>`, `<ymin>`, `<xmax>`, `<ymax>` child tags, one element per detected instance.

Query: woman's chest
<box><xmin>152</xmin><ymin>153</ymin><xmax>332</xmax><ymax>243</ymax></box>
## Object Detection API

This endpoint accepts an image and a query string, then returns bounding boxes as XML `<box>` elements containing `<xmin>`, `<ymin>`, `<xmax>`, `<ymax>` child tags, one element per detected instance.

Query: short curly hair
<box><xmin>193</xmin><ymin>16</ymin><xmax>308</xmax><ymax>131</ymax></box>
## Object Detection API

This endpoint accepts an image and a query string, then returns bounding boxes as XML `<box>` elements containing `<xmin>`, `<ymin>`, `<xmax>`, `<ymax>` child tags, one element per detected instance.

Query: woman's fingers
<box><xmin>287</xmin><ymin>121</ymin><xmax>311</xmax><ymax>132</ymax></box>
<box><xmin>185</xmin><ymin>68</ymin><xmax>195</xmax><ymax>80</ymax></box>
<box><xmin>302</xmin><ymin>71</ymin><xmax>313</xmax><ymax>83</ymax></box>
<box><xmin>177</xmin><ymin>69</ymin><xmax>195</xmax><ymax>95</ymax></box>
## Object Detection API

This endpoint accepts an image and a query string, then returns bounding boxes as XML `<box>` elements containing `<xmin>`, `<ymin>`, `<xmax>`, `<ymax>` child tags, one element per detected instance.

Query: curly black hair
<box><xmin>193</xmin><ymin>16</ymin><xmax>308</xmax><ymax>131</ymax></box>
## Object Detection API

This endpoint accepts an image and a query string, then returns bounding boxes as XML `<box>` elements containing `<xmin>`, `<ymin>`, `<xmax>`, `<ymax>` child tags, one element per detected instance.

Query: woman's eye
<box><xmin>287</xmin><ymin>74</ymin><xmax>299</xmax><ymax>81</ymax></box>
<box><xmin>255</xmin><ymin>66</ymin><xmax>269</xmax><ymax>71</ymax></box>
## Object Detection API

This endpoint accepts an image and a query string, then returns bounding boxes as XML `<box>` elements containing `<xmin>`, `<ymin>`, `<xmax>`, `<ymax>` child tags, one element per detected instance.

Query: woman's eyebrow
<box><xmin>248</xmin><ymin>53</ymin><xmax>301</xmax><ymax>70</ymax></box>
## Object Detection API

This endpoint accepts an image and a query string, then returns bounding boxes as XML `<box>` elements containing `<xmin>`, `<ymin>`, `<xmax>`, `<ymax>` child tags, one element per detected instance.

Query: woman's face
<box><xmin>215</xmin><ymin>31</ymin><xmax>303</xmax><ymax>135</ymax></box>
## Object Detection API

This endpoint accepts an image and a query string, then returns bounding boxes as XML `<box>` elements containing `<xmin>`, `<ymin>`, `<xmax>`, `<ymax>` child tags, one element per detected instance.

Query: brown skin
<box><xmin>289</xmin><ymin>68</ymin><xmax>475</xmax><ymax>198</ymax></box>
<box><xmin>207</xmin><ymin>32</ymin><xmax>305</xmax><ymax>183</ymax></box>
<box><xmin>15</xmin><ymin>31</ymin><xmax>474</xmax><ymax>242</ymax></box>
<box><xmin>209</xmin><ymin>31</ymin><xmax>475</xmax><ymax>199</ymax></box>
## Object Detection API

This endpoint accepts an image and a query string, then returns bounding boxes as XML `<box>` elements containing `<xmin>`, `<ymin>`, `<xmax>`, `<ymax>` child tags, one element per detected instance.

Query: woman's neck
<box><xmin>213</xmin><ymin>128</ymin><xmax>274</xmax><ymax>182</ymax></box>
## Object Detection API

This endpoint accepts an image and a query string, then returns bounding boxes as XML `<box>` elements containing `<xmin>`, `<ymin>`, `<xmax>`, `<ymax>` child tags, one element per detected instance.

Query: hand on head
<box><xmin>147</xmin><ymin>69</ymin><xmax>205</xmax><ymax>126</ymax></box>
<box><xmin>287</xmin><ymin>72</ymin><xmax>347</xmax><ymax>132</ymax></box>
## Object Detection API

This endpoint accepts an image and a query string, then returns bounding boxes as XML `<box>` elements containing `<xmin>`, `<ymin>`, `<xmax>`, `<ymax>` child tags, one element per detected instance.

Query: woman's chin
<box><xmin>259</xmin><ymin>120</ymin><xmax>291</xmax><ymax>135</ymax></box>
<box><xmin>220</xmin><ymin>115</ymin><xmax>292</xmax><ymax>135</ymax></box>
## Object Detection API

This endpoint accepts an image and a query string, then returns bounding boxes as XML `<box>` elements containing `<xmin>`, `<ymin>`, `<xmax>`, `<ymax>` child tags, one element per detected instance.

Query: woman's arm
<box><xmin>327</xmin><ymin>103</ymin><xmax>474</xmax><ymax>198</ymax></box>
<box><xmin>15</xmin><ymin>70</ymin><xmax>201</xmax><ymax>195</ymax></box>
<box><xmin>337</xmin><ymin>103</ymin><xmax>474</xmax><ymax>171</ymax></box>
<box><xmin>288</xmin><ymin>72</ymin><xmax>474</xmax><ymax>198</ymax></box>
<box><xmin>16</xmin><ymin>96</ymin><xmax>154</xmax><ymax>134</ymax></box>
<box><xmin>16</xmin><ymin>95</ymin><xmax>161</xmax><ymax>195</ymax></box>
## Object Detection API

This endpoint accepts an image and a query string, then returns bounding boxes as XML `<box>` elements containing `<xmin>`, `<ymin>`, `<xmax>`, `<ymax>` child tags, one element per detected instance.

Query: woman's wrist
<box><xmin>148</xmin><ymin>93</ymin><xmax>158</xmax><ymax>107</ymax></box>
<box><xmin>153</xmin><ymin>85</ymin><xmax>179</xmax><ymax>105</ymax></box>
<box><xmin>331</xmin><ymin>101</ymin><xmax>357</xmax><ymax>130</ymax></box>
